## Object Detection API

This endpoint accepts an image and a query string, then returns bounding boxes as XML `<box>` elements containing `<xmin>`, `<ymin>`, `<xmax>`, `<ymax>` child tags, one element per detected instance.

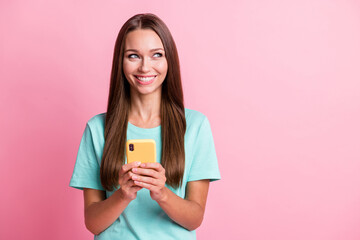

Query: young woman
<box><xmin>70</xmin><ymin>13</ymin><xmax>220</xmax><ymax>239</ymax></box>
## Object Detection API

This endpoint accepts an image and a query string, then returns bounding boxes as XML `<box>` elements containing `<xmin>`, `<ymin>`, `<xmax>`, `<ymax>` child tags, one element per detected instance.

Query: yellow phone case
<box><xmin>126</xmin><ymin>139</ymin><xmax>156</xmax><ymax>164</ymax></box>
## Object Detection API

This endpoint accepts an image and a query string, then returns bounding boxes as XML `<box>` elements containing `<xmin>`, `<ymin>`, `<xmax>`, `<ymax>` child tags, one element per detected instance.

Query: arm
<box><xmin>158</xmin><ymin>180</ymin><xmax>209</xmax><ymax>230</ymax></box>
<box><xmin>83</xmin><ymin>188</ymin><xmax>129</xmax><ymax>235</ymax></box>
<box><xmin>84</xmin><ymin>162</ymin><xmax>143</xmax><ymax>235</ymax></box>
<box><xmin>131</xmin><ymin>163</ymin><xmax>210</xmax><ymax>231</ymax></box>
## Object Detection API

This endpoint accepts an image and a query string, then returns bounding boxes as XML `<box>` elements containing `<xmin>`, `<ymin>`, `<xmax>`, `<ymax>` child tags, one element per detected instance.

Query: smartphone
<box><xmin>126</xmin><ymin>139</ymin><xmax>156</xmax><ymax>164</ymax></box>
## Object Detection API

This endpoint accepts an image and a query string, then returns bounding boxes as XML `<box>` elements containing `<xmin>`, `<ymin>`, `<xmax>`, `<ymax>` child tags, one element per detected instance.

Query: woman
<box><xmin>70</xmin><ymin>13</ymin><xmax>220</xmax><ymax>239</ymax></box>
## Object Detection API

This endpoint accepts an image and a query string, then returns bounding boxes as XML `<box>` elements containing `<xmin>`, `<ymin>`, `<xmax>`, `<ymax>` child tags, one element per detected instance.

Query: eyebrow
<box><xmin>124</xmin><ymin>48</ymin><xmax>164</xmax><ymax>53</ymax></box>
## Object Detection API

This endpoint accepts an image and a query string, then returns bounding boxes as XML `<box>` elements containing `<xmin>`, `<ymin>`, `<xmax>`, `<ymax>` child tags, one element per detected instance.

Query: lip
<box><xmin>134</xmin><ymin>75</ymin><xmax>156</xmax><ymax>85</ymax></box>
<box><xmin>135</xmin><ymin>75</ymin><xmax>157</xmax><ymax>78</ymax></box>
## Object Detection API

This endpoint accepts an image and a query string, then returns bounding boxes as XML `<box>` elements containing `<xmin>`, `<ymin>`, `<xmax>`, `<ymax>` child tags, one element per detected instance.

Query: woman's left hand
<box><xmin>131</xmin><ymin>162</ymin><xmax>168</xmax><ymax>202</ymax></box>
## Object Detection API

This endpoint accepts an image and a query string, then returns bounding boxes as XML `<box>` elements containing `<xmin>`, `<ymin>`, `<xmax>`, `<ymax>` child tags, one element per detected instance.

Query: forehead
<box><xmin>124</xmin><ymin>29</ymin><xmax>164</xmax><ymax>50</ymax></box>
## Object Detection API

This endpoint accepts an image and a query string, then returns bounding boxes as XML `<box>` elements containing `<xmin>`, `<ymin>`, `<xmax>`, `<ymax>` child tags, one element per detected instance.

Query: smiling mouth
<box><xmin>134</xmin><ymin>75</ymin><xmax>157</xmax><ymax>85</ymax></box>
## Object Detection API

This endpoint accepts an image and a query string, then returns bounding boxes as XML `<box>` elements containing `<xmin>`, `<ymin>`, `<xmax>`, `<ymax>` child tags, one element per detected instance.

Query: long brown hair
<box><xmin>100</xmin><ymin>13</ymin><xmax>186</xmax><ymax>191</ymax></box>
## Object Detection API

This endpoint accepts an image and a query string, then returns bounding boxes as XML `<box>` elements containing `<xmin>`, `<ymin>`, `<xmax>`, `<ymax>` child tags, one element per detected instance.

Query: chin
<box><xmin>132</xmin><ymin>86</ymin><xmax>161</xmax><ymax>96</ymax></box>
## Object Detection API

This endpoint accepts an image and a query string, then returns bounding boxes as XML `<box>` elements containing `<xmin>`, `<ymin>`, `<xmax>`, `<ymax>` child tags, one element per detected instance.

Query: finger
<box><xmin>131</xmin><ymin>186</ymin><xmax>143</xmax><ymax>192</ymax></box>
<box><xmin>118</xmin><ymin>171</ymin><xmax>132</xmax><ymax>185</ymax></box>
<box><xmin>119</xmin><ymin>171</ymin><xmax>140</xmax><ymax>186</ymax></box>
<box><xmin>128</xmin><ymin>179</ymin><xmax>141</xmax><ymax>187</ymax></box>
<box><xmin>124</xmin><ymin>171</ymin><xmax>136</xmax><ymax>182</ymax></box>
<box><xmin>133</xmin><ymin>181</ymin><xmax>155</xmax><ymax>191</ymax></box>
<box><xmin>120</xmin><ymin>178</ymin><xmax>142</xmax><ymax>191</ymax></box>
<box><xmin>140</xmin><ymin>162</ymin><xmax>163</xmax><ymax>171</ymax></box>
<box><xmin>132</xmin><ymin>167</ymin><xmax>159</xmax><ymax>178</ymax></box>
<box><xmin>133</xmin><ymin>180</ymin><xmax>149</xmax><ymax>188</ymax></box>
<box><xmin>131</xmin><ymin>175</ymin><xmax>160</xmax><ymax>187</ymax></box>
<box><xmin>120</xmin><ymin>161</ymin><xmax>142</xmax><ymax>174</ymax></box>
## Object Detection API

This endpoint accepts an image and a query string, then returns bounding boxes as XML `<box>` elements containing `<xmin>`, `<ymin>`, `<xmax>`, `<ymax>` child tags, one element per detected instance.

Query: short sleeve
<box><xmin>69</xmin><ymin>123</ymin><xmax>105</xmax><ymax>191</ymax></box>
<box><xmin>187</xmin><ymin>117</ymin><xmax>221</xmax><ymax>182</ymax></box>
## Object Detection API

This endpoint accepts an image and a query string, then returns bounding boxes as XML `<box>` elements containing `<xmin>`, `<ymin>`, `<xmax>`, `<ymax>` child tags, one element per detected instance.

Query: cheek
<box><xmin>123</xmin><ymin>60</ymin><xmax>136</xmax><ymax>75</ymax></box>
<box><xmin>155</xmin><ymin>61</ymin><xmax>168</xmax><ymax>74</ymax></box>
<box><xmin>122</xmin><ymin>61</ymin><xmax>129</xmax><ymax>74</ymax></box>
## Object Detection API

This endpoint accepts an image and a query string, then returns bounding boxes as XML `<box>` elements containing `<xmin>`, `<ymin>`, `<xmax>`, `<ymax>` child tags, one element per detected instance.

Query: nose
<box><xmin>139</xmin><ymin>57</ymin><xmax>150</xmax><ymax>72</ymax></box>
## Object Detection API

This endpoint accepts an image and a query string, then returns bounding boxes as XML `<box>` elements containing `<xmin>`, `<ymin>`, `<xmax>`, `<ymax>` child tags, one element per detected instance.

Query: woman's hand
<box><xmin>117</xmin><ymin>161</ymin><xmax>143</xmax><ymax>201</ymax></box>
<box><xmin>131</xmin><ymin>162</ymin><xmax>167</xmax><ymax>202</ymax></box>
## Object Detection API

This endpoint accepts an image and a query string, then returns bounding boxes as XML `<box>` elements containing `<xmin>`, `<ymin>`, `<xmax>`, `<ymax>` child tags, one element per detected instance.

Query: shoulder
<box><xmin>86</xmin><ymin>113</ymin><xmax>106</xmax><ymax>134</ymax></box>
<box><xmin>184</xmin><ymin>108</ymin><xmax>211</xmax><ymax>135</ymax></box>
<box><xmin>87</xmin><ymin>113</ymin><xmax>106</xmax><ymax>125</ymax></box>
<box><xmin>185</xmin><ymin>108</ymin><xmax>208</xmax><ymax>125</ymax></box>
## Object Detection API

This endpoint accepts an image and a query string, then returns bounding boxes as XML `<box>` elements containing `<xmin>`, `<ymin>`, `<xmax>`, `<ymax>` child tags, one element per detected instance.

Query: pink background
<box><xmin>1</xmin><ymin>0</ymin><xmax>360</xmax><ymax>239</ymax></box>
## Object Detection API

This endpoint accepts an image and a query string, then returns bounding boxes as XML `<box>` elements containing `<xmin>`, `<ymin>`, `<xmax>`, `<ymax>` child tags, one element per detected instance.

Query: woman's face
<box><xmin>123</xmin><ymin>29</ymin><xmax>168</xmax><ymax>96</ymax></box>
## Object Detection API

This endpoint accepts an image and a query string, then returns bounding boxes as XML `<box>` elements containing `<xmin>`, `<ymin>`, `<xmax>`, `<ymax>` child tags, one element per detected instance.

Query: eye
<box><xmin>127</xmin><ymin>54</ymin><xmax>139</xmax><ymax>59</ymax></box>
<box><xmin>153</xmin><ymin>52</ymin><xmax>163</xmax><ymax>58</ymax></box>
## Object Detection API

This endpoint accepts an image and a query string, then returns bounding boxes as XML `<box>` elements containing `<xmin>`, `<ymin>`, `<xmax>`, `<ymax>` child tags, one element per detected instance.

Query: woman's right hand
<box><xmin>117</xmin><ymin>161</ymin><xmax>143</xmax><ymax>201</ymax></box>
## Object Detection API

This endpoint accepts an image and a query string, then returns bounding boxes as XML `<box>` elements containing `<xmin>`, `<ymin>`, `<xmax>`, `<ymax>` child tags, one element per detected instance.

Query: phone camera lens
<box><xmin>129</xmin><ymin>144</ymin><xmax>134</xmax><ymax>151</ymax></box>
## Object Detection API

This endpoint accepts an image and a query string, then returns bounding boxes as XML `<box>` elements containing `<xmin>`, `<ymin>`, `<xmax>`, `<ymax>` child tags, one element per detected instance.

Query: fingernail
<box><xmin>136</xmin><ymin>161</ymin><xmax>141</xmax><ymax>165</ymax></box>
<box><xmin>140</xmin><ymin>163</ymin><xmax>145</xmax><ymax>167</ymax></box>
<box><xmin>133</xmin><ymin>168</ymin><xmax>137</xmax><ymax>172</ymax></box>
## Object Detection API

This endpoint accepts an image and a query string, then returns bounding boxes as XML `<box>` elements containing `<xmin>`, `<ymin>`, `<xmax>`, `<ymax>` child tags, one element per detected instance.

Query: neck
<box><xmin>128</xmin><ymin>88</ymin><xmax>162</xmax><ymax>127</ymax></box>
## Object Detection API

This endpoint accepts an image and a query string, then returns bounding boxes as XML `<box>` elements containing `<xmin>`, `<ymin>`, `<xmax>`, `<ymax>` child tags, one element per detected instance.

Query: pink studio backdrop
<box><xmin>1</xmin><ymin>0</ymin><xmax>360</xmax><ymax>239</ymax></box>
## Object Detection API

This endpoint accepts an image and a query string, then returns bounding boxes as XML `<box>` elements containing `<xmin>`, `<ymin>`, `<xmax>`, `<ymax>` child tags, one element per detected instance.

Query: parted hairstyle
<box><xmin>100</xmin><ymin>13</ymin><xmax>186</xmax><ymax>191</ymax></box>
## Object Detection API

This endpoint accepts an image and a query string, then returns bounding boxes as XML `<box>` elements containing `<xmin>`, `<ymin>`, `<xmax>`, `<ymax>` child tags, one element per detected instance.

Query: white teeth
<box><xmin>136</xmin><ymin>76</ymin><xmax>155</xmax><ymax>82</ymax></box>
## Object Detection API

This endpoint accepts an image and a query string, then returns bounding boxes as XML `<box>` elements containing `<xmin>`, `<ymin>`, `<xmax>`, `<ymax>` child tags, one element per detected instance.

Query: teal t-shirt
<box><xmin>69</xmin><ymin>108</ymin><xmax>221</xmax><ymax>240</ymax></box>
